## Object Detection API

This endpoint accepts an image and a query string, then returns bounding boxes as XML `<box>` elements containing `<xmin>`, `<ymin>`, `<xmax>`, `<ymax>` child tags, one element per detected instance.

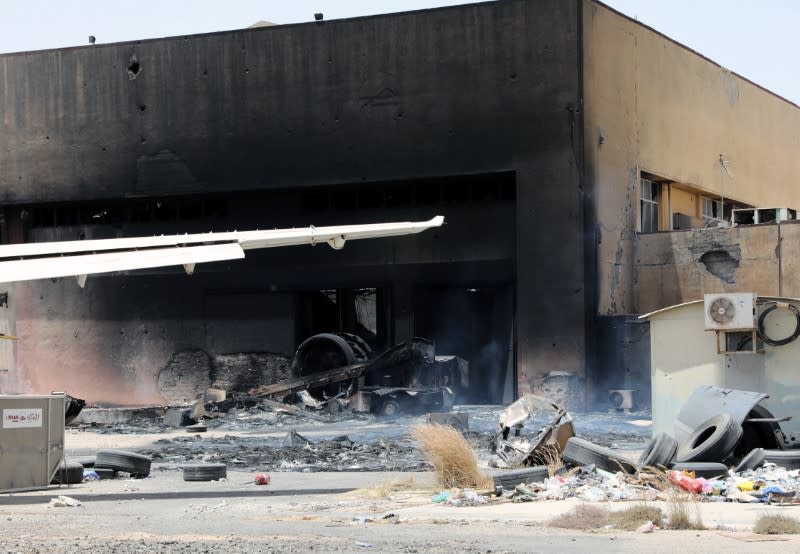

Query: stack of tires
<box><xmin>561</xmin><ymin>412</ymin><xmax>798</xmax><ymax>479</ymax></box>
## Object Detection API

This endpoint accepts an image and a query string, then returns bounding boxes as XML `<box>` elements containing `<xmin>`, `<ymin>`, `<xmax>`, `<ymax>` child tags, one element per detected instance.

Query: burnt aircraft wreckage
<box><xmin>0</xmin><ymin>216</ymin><xmax>445</xmax><ymax>419</ymax></box>
<box><xmin>249</xmin><ymin>333</ymin><xmax>466</xmax><ymax>417</ymax></box>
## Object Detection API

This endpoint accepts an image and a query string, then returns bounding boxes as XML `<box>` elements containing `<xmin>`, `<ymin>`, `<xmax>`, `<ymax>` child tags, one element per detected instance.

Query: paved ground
<box><xmin>3</xmin><ymin>470</ymin><xmax>799</xmax><ymax>553</ymax></box>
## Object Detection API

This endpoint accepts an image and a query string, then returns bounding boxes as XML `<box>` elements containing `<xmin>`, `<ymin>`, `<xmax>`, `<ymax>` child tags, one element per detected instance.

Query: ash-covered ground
<box><xmin>71</xmin><ymin>404</ymin><xmax>651</xmax><ymax>473</ymax></box>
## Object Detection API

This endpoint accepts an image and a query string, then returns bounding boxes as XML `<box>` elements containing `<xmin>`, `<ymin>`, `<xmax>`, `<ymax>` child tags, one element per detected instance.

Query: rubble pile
<box><xmin>140</xmin><ymin>432</ymin><xmax>427</xmax><ymax>472</ymax></box>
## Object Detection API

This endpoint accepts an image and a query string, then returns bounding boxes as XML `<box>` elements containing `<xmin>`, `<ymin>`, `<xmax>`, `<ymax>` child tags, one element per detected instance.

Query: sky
<box><xmin>0</xmin><ymin>0</ymin><xmax>797</xmax><ymax>105</ymax></box>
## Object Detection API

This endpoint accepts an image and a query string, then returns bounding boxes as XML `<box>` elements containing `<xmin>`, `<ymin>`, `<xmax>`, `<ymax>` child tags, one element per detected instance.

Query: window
<box><xmin>702</xmin><ymin>197</ymin><xmax>723</xmax><ymax>223</ymax></box>
<box><xmin>640</xmin><ymin>178</ymin><xmax>659</xmax><ymax>233</ymax></box>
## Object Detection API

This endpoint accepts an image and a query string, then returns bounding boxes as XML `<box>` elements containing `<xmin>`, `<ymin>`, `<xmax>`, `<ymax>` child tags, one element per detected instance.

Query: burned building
<box><xmin>0</xmin><ymin>0</ymin><xmax>798</xmax><ymax>409</ymax></box>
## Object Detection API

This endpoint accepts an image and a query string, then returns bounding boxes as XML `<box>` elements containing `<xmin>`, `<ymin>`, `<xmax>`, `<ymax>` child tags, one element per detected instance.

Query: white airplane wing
<box><xmin>0</xmin><ymin>216</ymin><xmax>444</xmax><ymax>286</ymax></box>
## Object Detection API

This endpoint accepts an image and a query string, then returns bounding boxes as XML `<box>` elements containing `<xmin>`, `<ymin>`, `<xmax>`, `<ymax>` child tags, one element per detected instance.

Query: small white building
<box><xmin>641</xmin><ymin>296</ymin><xmax>800</xmax><ymax>440</ymax></box>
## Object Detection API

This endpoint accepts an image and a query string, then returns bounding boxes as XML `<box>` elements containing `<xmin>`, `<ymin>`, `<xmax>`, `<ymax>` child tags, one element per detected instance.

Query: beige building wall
<box><xmin>584</xmin><ymin>0</ymin><xmax>800</xmax><ymax>315</ymax></box>
<box><xmin>634</xmin><ymin>222</ymin><xmax>800</xmax><ymax>314</ymax></box>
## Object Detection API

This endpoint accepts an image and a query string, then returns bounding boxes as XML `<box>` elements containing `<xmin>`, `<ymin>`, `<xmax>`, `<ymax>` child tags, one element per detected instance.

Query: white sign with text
<box><xmin>3</xmin><ymin>408</ymin><xmax>43</xmax><ymax>428</ymax></box>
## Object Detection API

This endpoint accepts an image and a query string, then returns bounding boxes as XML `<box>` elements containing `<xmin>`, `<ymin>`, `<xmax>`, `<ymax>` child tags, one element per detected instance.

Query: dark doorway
<box><xmin>414</xmin><ymin>285</ymin><xmax>513</xmax><ymax>404</ymax></box>
<box><xmin>296</xmin><ymin>287</ymin><xmax>389</xmax><ymax>351</ymax></box>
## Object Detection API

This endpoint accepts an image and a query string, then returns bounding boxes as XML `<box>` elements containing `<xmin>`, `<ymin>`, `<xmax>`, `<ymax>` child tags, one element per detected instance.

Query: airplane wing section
<box><xmin>0</xmin><ymin>216</ymin><xmax>443</xmax><ymax>285</ymax></box>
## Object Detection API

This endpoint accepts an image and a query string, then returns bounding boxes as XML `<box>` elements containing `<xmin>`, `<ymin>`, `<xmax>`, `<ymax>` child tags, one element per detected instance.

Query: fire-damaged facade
<box><xmin>0</xmin><ymin>0</ymin><xmax>799</xmax><ymax>410</ymax></box>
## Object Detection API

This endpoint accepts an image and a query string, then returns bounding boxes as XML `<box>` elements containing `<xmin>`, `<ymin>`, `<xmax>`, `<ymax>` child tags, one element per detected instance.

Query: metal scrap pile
<box><xmin>246</xmin><ymin>334</ymin><xmax>465</xmax><ymax>419</ymax></box>
<box><xmin>489</xmin><ymin>394</ymin><xmax>575</xmax><ymax>468</ymax></box>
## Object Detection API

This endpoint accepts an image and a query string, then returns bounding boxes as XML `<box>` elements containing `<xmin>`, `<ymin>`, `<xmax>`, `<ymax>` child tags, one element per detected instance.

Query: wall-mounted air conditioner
<box><xmin>703</xmin><ymin>293</ymin><xmax>757</xmax><ymax>331</ymax></box>
<box><xmin>608</xmin><ymin>389</ymin><xmax>635</xmax><ymax>411</ymax></box>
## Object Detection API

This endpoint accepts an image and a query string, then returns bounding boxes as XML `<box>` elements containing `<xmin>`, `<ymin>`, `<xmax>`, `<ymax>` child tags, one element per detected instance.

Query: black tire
<box><xmin>492</xmin><ymin>466</ymin><xmax>549</xmax><ymax>490</ymax></box>
<box><xmin>95</xmin><ymin>449</ymin><xmax>152</xmax><ymax>478</ymax></box>
<box><xmin>676</xmin><ymin>414</ymin><xmax>743</xmax><ymax>463</ymax></box>
<box><xmin>763</xmin><ymin>450</ymin><xmax>800</xmax><ymax>470</ymax></box>
<box><xmin>94</xmin><ymin>468</ymin><xmax>116</xmax><ymax>480</ymax></box>
<box><xmin>182</xmin><ymin>463</ymin><xmax>227</xmax><ymax>482</ymax></box>
<box><xmin>562</xmin><ymin>437</ymin><xmax>636</xmax><ymax>474</ymax></box>
<box><xmin>51</xmin><ymin>460</ymin><xmax>85</xmax><ymax>484</ymax></box>
<box><xmin>185</xmin><ymin>424</ymin><xmax>207</xmax><ymax>433</ymax></box>
<box><xmin>637</xmin><ymin>433</ymin><xmax>678</xmax><ymax>470</ymax></box>
<box><xmin>67</xmin><ymin>456</ymin><xmax>95</xmax><ymax>468</ymax></box>
<box><xmin>670</xmin><ymin>462</ymin><xmax>728</xmax><ymax>479</ymax></box>
<box><xmin>734</xmin><ymin>448</ymin><xmax>767</xmax><ymax>473</ymax></box>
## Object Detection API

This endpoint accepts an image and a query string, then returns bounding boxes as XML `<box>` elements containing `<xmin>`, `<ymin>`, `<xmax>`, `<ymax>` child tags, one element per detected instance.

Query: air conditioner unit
<box><xmin>704</xmin><ymin>293</ymin><xmax>757</xmax><ymax>331</ymax></box>
<box><xmin>608</xmin><ymin>389</ymin><xmax>634</xmax><ymax>411</ymax></box>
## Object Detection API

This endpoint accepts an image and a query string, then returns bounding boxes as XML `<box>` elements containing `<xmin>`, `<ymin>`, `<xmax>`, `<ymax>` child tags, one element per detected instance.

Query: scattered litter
<box><xmin>49</xmin><ymin>495</ymin><xmax>81</xmax><ymax>507</ymax></box>
<box><xmin>431</xmin><ymin>491</ymin><xmax>450</xmax><ymax>504</ymax></box>
<box><xmin>636</xmin><ymin>520</ymin><xmax>655</xmax><ymax>533</ymax></box>
<box><xmin>254</xmin><ymin>473</ymin><xmax>270</xmax><ymax>485</ymax></box>
<box><xmin>83</xmin><ymin>470</ymin><xmax>99</xmax><ymax>481</ymax></box>
<box><xmin>354</xmin><ymin>541</ymin><xmax>373</xmax><ymax>548</ymax></box>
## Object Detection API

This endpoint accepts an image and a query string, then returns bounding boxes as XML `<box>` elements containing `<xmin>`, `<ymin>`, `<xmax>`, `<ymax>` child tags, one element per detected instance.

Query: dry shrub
<box><xmin>411</xmin><ymin>424</ymin><xmax>490</xmax><ymax>488</ymax></box>
<box><xmin>548</xmin><ymin>504</ymin><xmax>609</xmax><ymax>530</ymax></box>
<box><xmin>754</xmin><ymin>513</ymin><xmax>800</xmax><ymax>535</ymax></box>
<box><xmin>665</xmin><ymin>493</ymin><xmax>705</xmax><ymax>530</ymax></box>
<box><xmin>608</xmin><ymin>504</ymin><xmax>663</xmax><ymax>531</ymax></box>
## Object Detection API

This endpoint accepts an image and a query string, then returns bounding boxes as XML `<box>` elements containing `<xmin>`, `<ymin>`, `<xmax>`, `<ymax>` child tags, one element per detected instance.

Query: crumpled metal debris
<box><xmin>489</xmin><ymin>394</ymin><xmax>575</xmax><ymax>468</ymax></box>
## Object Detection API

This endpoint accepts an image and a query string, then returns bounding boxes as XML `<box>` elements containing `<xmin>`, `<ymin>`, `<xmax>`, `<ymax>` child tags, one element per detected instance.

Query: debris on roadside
<box><xmin>254</xmin><ymin>472</ymin><xmax>270</xmax><ymax>485</ymax></box>
<box><xmin>182</xmin><ymin>463</ymin><xmax>227</xmax><ymax>482</ymax></box>
<box><xmin>489</xmin><ymin>394</ymin><xmax>574</xmax><ymax>469</ymax></box>
<box><xmin>49</xmin><ymin>495</ymin><xmax>81</xmax><ymax>508</ymax></box>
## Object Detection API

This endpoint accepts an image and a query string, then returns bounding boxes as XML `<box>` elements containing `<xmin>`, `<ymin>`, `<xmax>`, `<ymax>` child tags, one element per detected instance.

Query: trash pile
<box><xmin>484</xmin><ymin>386</ymin><xmax>800</xmax><ymax>505</ymax></box>
<box><xmin>494</xmin><ymin>461</ymin><xmax>800</xmax><ymax>505</ymax></box>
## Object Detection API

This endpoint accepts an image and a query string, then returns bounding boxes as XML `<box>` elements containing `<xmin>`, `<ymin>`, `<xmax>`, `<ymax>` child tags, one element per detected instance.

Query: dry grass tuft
<box><xmin>411</xmin><ymin>424</ymin><xmax>491</xmax><ymax>489</ymax></box>
<box><xmin>637</xmin><ymin>467</ymin><xmax>671</xmax><ymax>491</ymax></box>
<box><xmin>608</xmin><ymin>504</ymin><xmax>663</xmax><ymax>531</ymax></box>
<box><xmin>357</xmin><ymin>476</ymin><xmax>418</xmax><ymax>499</ymax></box>
<box><xmin>754</xmin><ymin>513</ymin><xmax>800</xmax><ymax>535</ymax></box>
<box><xmin>527</xmin><ymin>444</ymin><xmax>563</xmax><ymax>477</ymax></box>
<box><xmin>665</xmin><ymin>493</ymin><xmax>705</xmax><ymax>530</ymax></box>
<box><xmin>548</xmin><ymin>504</ymin><xmax>609</xmax><ymax>530</ymax></box>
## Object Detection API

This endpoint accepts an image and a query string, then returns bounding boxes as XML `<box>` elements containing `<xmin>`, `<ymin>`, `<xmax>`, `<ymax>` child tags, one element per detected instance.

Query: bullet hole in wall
<box><xmin>127</xmin><ymin>54</ymin><xmax>141</xmax><ymax>80</ymax></box>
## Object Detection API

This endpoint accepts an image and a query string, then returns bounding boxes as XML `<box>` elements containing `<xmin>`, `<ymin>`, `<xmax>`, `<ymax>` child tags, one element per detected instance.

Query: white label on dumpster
<box><xmin>3</xmin><ymin>408</ymin><xmax>43</xmax><ymax>428</ymax></box>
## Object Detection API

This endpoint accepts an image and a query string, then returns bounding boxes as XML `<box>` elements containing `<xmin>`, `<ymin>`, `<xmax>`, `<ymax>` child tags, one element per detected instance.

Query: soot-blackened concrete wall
<box><xmin>0</xmin><ymin>0</ymin><xmax>584</xmax><ymax>404</ymax></box>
